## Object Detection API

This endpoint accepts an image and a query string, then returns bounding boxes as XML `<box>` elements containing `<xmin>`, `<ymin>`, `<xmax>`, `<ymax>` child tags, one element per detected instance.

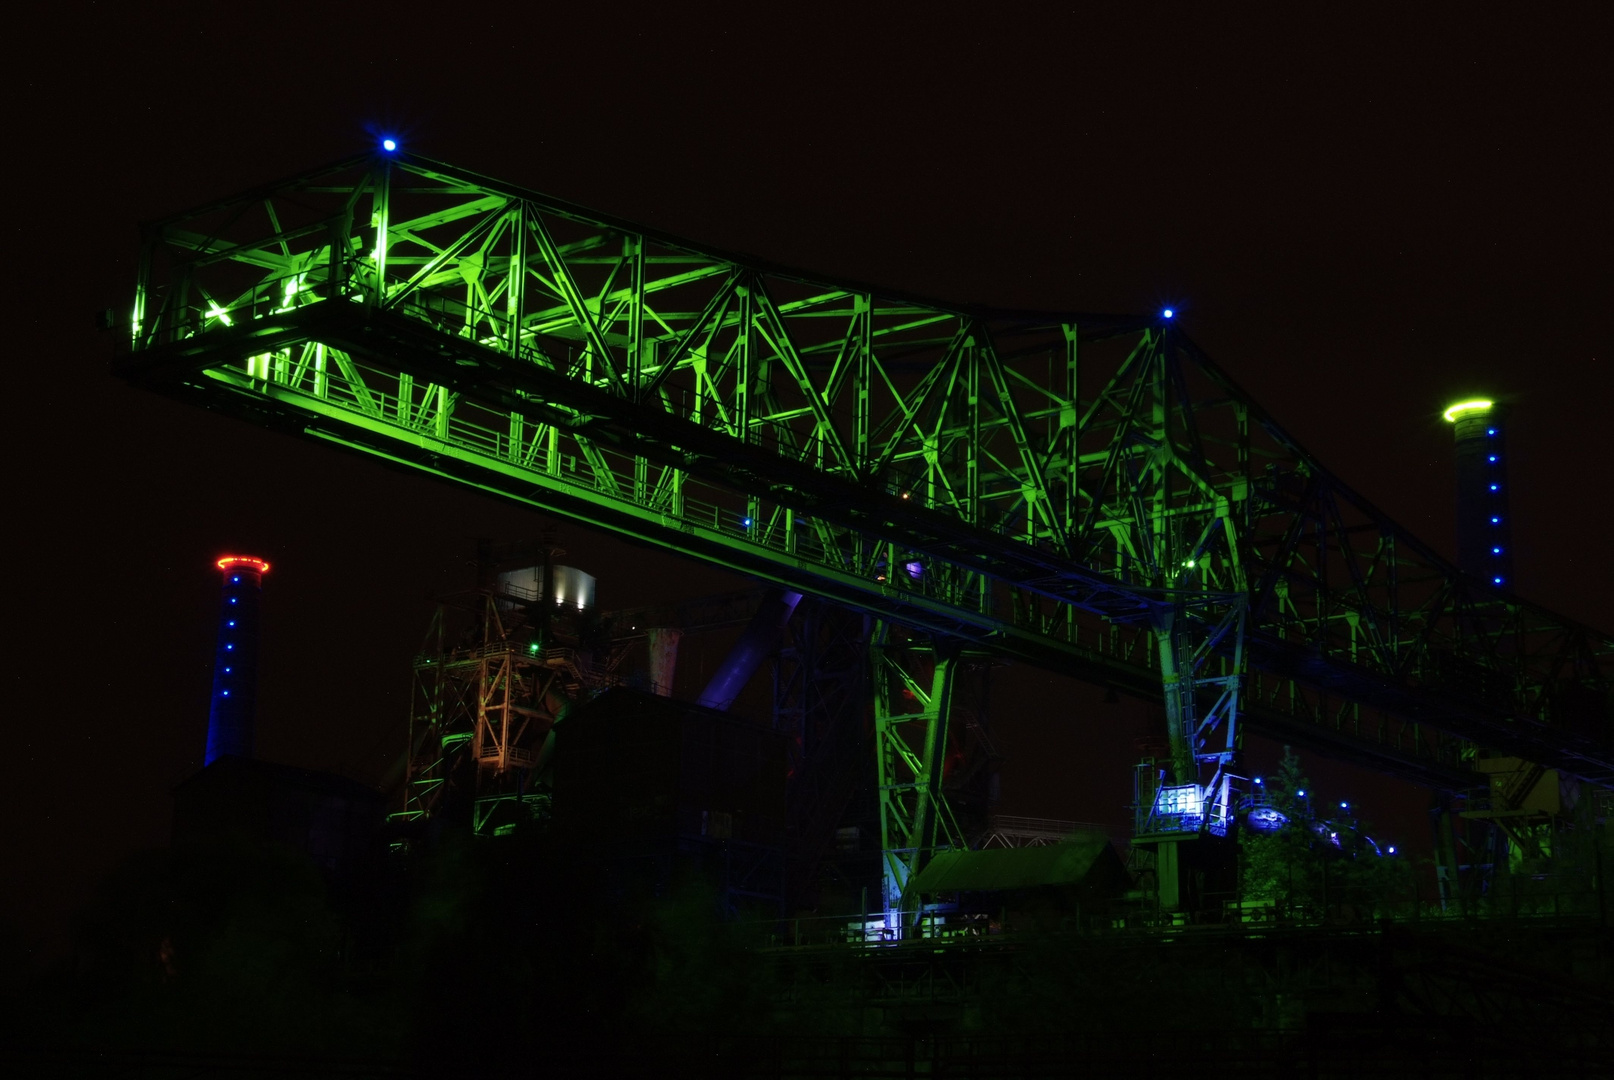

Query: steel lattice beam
<box><xmin>114</xmin><ymin>150</ymin><xmax>1614</xmax><ymax>793</ymax></box>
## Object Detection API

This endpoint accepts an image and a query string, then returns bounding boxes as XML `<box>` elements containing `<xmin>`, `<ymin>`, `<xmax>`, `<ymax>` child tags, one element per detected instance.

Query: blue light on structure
<box><xmin>1493</xmin><ymin>546</ymin><xmax>1502</xmax><ymax>554</ymax></box>
<box><xmin>1245</xmin><ymin>806</ymin><xmax>1288</xmax><ymax>832</ymax></box>
<box><xmin>1161</xmin><ymin>308</ymin><xmax>1174</xmax><ymax>319</ymax></box>
<box><xmin>382</xmin><ymin>138</ymin><xmax>398</xmax><ymax>152</ymax></box>
<box><xmin>905</xmin><ymin>560</ymin><xmax>924</xmax><ymax>579</ymax></box>
<box><xmin>226</xmin><ymin>643</ymin><xmax>234</xmax><ymax>650</ymax></box>
<box><xmin>1253</xmin><ymin>777</ymin><xmax>1263</xmax><ymax>785</ymax></box>
<box><xmin>1488</xmin><ymin>455</ymin><xmax>1497</xmax><ymax>462</ymax></box>
<box><xmin>1494</xmin><ymin>576</ymin><xmax>1503</xmax><ymax>584</ymax></box>
<box><xmin>1487</xmin><ymin>428</ymin><xmax>1496</xmax><ymax>435</ymax></box>
<box><xmin>741</xmin><ymin>515</ymin><xmax>754</xmax><ymax>528</ymax></box>
<box><xmin>1341</xmin><ymin>802</ymin><xmax>1349</xmax><ymax>809</ymax></box>
<box><xmin>232</xmin><ymin>576</ymin><xmax>239</xmax><ymax>583</ymax></box>
<box><xmin>1492</xmin><ymin>516</ymin><xmax>1501</xmax><ymax>524</ymax></box>
<box><xmin>228</xmin><ymin>620</ymin><xmax>235</xmax><ymax>627</ymax></box>
<box><xmin>1388</xmin><ymin>846</ymin><xmax>1397</xmax><ymax>854</ymax></box>
<box><xmin>230</xmin><ymin>597</ymin><xmax>237</xmax><ymax>604</ymax></box>
<box><xmin>1490</xmin><ymin>483</ymin><xmax>1499</xmax><ymax>491</ymax></box>
<box><xmin>222</xmin><ymin>690</ymin><xmax>229</xmax><ymax>696</ymax></box>
<box><xmin>1297</xmin><ymin>789</ymin><xmax>1306</xmax><ymax>797</ymax></box>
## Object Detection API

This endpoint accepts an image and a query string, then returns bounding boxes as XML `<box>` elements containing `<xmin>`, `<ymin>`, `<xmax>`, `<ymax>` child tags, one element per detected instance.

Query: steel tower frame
<box><xmin>115</xmin><ymin>151</ymin><xmax>1614</xmax><ymax>852</ymax></box>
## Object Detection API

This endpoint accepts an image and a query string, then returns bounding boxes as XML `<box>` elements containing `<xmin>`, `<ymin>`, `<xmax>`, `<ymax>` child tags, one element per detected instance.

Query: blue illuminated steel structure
<box><xmin>205</xmin><ymin>555</ymin><xmax>269</xmax><ymax>764</ymax></box>
<box><xmin>112</xmin><ymin>151</ymin><xmax>1614</xmax><ymax>908</ymax></box>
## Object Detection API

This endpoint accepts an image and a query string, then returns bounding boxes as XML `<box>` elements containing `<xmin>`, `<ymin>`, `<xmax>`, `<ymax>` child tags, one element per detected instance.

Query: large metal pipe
<box><xmin>205</xmin><ymin>555</ymin><xmax>270</xmax><ymax>764</ymax></box>
<box><xmin>696</xmin><ymin>589</ymin><xmax>801</xmax><ymax>711</ymax></box>
<box><xmin>646</xmin><ymin>627</ymin><xmax>682</xmax><ymax>696</ymax></box>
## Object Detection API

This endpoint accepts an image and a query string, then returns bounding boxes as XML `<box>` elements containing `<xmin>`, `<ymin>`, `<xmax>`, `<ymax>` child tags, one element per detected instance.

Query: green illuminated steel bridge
<box><xmin>112</xmin><ymin>150</ymin><xmax>1613</xmax><ymax>906</ymax></box>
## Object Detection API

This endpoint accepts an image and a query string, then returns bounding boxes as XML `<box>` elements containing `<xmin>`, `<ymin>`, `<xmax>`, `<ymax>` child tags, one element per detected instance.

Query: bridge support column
<box><xmin>873</xmin><ymin>628</ymin><xmax>963</xmax><ymax>929</ymax></box>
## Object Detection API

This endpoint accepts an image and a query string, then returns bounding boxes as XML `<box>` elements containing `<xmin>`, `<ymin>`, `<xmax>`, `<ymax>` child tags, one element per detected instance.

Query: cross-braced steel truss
<box><xmin>115</xmin><ymin>150</ymin><xmax>1613</xmax><ymax>817</ymax></box>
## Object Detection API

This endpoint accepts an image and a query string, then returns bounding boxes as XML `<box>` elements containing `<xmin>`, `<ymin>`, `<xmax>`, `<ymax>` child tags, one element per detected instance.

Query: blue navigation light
<box><xmin>226</xmin><ymin>644</ymin><xmax>234</xmax><ymax>650</ymax></box>
<box><xmin>1161</xmin><ymin>308</ymin><xmax>1174</xmax><ymax>319</ymax></box>
<box><xmin>1488</xmin><ymin>455</ymin><xmax>1497</xmax><ymax>462</ymax></box>
<box><xmin>1494</xmin><ymin>576</ymin><xmax>1503</xmax><ymax>584</ymax></box>
<box><xmin>224</xmin><ymin>667</ymin><xmax>231</xmax><ymax>673</ymax></box>
<box><xmin>1297</xmin><ymin>789</ymin><xmax>1305</xmax><ymax>797</ymax></box>
<box><xmin>1340</xmin><ymin>802</ymin><xmax>1349</xmax><ymax>809</ymax></box>
<box><xmin>1490</xmin><ymin>483</ymin><xmax>1499</xmax><ymax>491</ymax></box>
<box><xmin>1492</xmin><ymin>516</ymin><xmax>1501</xmax><ymax>523</ymax></box>
<box><xmin>1388</xmin><ymin>846</ymin><xmax>1396</xmax><ymax>854</ymax></box>
<box><xmin>232</xmin><ymin>576</ymin><xmax>240</xmax><ymax>583</ymax></box>
<box><xmin>222</xmin><ymin>690</ymin><xmax>229</xmax><ymax>696</ymax></box>
<box><xmin>1253</xmin><ymin>777</ymin><xmax>1263</xmax><ymax>785</ymax></box>
<box><xmin>1487</xmin><ymin>428</ymin><xmax>1496</xmax><ymax>435</ymax></box>
<box><xmin>230</xmin><ymin>597</ymin><xmax>237</xmax><ymax>604</ymax></box>
<box><xmin>228</xmin><ymin>620</ymin><xmax>235</xmax><ymax>627</ymax></box>
<box><xmin>741</xmin><ymin>516</ymin><xmax>753</xmax><ymax>528</ymax></box>
<box><xmin>1493</xmin><ymin>546</ymin><xmax>1502</xmax><ymax>554</ymax></box>
<box><xmin>382</xmin><ymin>138</ymin><xmax>398</xmax><ymax>152</ymax></box>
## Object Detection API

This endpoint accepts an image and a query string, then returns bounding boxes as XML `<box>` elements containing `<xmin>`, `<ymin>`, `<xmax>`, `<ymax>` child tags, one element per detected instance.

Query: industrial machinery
<box><xmin>395</xmin><ymin>541</ymin><xmax>630</xmax><ymax>836</ymax></box>
<box><xmin>113</xmin><ymin>144</ymin><xmax>1612</xmax><ymax>921</ymax></box>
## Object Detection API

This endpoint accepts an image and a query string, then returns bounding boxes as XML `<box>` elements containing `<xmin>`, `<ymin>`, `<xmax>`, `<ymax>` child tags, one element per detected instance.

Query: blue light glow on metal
<box><xmin>905</xmin><ymin>560</ymin><xmax>924</xmax><ymax>579</ymax></box>
<box><xmin>1245</xmin><ymin>806</ymin><xmax>1288</xmax><ymax>832</ymax></box>
<box><xmin>382</xmin><ymin>138</ymin><xmax>398</xmax><ymax>152</ymax></box>
<box><xmin>1253</xmin><ymin>777</ymin><xmax>1263</xmax><ymax>785</ymax></box>
<box><xmin>1161</xmin><ymin>308</ymin><xmax>1174</xmax><ymax>319</ymax></box>
<box><xmin>1297</xmin><ymin>789</ymin><xmax>1305</xmax><ymax>797</ymax></box>
<box><xmin>741</xmin><ymin>515</ymin><xmax>754</xmax><ymax>528</ymax></box>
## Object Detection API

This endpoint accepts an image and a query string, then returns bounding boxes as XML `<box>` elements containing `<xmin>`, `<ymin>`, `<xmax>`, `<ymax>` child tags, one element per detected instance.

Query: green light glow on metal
<box><xmin>111</xmin><ymin>151</ymin><xmax>1614</xmax><ymax>805</ymax></box>
<box><xmin>1442</xmin><ymin>399</ymin><xmax>1494</xmax><ymax>423</ymax></box>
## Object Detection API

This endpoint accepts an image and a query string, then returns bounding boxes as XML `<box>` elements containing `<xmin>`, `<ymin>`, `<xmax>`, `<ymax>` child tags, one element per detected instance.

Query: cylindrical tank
<box><xmin>496</xmin><ymin>564</ymin><xmax>597</xmax><ymax>611</ymax></box>
<box><xmin>1444</xmin><ymin>399</ymin><xmax>1513</xmax><ymax>589</ymax></box>
<box><xmin>205</xmin><ymin>555</ymin><xmax>270</xmax><ymax>765</ymax></box>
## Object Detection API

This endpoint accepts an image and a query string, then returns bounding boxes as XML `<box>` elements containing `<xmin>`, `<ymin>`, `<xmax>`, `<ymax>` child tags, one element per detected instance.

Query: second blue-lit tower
<box><xmin>205</xmin><ymin>555</ymin><xmax>270</xmax><ymax>764</ymax></box>
<box><xmin>1444</xmin><ymin>400</ymin><xmax>1513</xmax><ymax>589</ymax></box>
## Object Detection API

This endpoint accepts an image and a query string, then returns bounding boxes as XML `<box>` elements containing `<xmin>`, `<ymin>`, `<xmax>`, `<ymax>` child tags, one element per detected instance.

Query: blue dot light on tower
<box><xmin>205</xmin><ymin>555</ymin><xmax>270</xmax><ymax>765</ymax></box>
<box><xmin>1442</xmin><ymin>399</ymin><xmax>1513</xmax><ymax>590</ymax></box>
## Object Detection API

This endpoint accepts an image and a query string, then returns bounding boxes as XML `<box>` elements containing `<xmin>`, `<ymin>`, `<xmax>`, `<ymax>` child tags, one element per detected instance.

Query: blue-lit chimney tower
<box><xmin>1444</xmin><ymin>400</ymin><xmax>1513</xmax><ymax>590</ymax></box>
<box><xmin>205</xmin><ymin>555</ymin><xmax>270</xmax><ymax>765</ymax></box>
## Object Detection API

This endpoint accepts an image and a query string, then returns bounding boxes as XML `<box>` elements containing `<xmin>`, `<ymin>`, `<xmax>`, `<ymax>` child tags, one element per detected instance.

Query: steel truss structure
<box><xmin>401</xmin><ymin>578</ymin><xmax>629</xmax><ymax>834</ymax></box>
<box><xmin>116</xmin><ymin>151</ymin><xmax>1613</xmax><ymax>846</ymax></box>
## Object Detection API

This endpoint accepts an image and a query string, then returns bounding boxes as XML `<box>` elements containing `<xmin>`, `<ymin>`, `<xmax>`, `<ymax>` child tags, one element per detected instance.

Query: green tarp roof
<box><xmin>909</xmin><ymin>832</ymin><xmax>1122</xmax><ymax>894</ymax></box>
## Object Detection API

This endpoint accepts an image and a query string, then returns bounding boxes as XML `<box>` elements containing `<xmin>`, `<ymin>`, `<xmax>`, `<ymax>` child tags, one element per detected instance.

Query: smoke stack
<box><xmin>205</xmin><ymin>555</ymin><xmax>270</xmax><ymax>764</ymax></box>
<box><xmin>1443</xmin><ymin>399</ymin><xmax>1513</xmax><ymax>590</ymax></box>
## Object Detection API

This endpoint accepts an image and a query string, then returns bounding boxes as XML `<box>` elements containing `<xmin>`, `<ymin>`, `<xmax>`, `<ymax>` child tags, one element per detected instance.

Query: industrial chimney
<box><xmin>1443</xmin><ymin>399</ymin><xmax>1513</xmax><ymax>590</ymax></box>
<box><xmin>205</xmin><ymin>555</ymin><xmax>270</xmax><ymax>764</ymax></box>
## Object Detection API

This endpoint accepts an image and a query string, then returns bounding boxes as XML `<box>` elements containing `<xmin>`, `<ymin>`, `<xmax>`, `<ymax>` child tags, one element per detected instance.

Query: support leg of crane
<box><xmin>873</xmin><ymin>627</ymin><xmax>964</xmax><ymax>933</ymax></box>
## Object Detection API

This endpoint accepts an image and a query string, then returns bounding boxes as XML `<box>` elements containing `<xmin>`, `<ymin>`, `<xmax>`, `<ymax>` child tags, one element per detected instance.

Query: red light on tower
<box><xmin>206</xmin><ymin>553</ymin><xmax>270</xmax><ymax>764</ymax></box>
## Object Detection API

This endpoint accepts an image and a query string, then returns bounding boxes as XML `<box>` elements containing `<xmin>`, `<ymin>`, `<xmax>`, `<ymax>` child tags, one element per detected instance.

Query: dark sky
<box><xmin>6</xmin><ymin>3</ymin><xmax>1610</xmax><ymax>956</ymax></box>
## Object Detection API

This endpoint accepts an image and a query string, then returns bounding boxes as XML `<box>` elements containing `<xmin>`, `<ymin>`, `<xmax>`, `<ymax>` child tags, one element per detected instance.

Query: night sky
<box><xmin>7</xmin><ymin>4</ymin><xmax>1610</xmax><ymax>958</ymax></box>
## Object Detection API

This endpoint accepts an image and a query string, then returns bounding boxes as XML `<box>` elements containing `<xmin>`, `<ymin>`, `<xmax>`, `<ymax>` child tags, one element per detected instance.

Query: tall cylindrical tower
<box><xmin>205</xmin><ymin>555</ymin><xmax>270</xmax><ymax>765</ymax></box>
<box><xmin>1443</xmin><ymin>399</ymin><xmax>1513</xmax><ymax>589</ymax></box>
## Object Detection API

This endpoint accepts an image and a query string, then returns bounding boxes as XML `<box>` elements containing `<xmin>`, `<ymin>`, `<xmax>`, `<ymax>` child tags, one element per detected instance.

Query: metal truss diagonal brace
<box><xmin>874</xmin><ymin>634</ymin><xmax>962</xmax><ymax>925</ymax></box>
<box><xmin>1155</xmin><ymin>597</ymin><xmax>1247</xmax><ymax>801</ymax></box>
